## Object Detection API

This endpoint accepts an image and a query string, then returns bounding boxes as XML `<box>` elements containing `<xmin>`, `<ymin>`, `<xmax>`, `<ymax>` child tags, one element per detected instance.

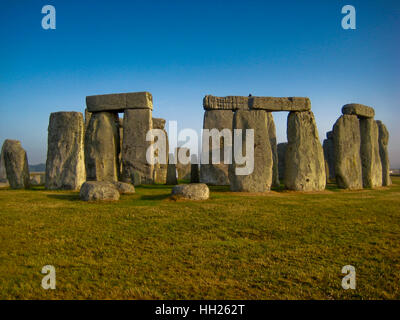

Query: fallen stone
<box><xmin>333</xmin><ymin>115</ymin><xmax>363</xmax><ymax>189</ymax></box>
<box><xmin>46</xmin><ymin>112</ymin><xmax>86</xmax><ymax>190</ymax></box>
<box><xmin>1</xmin><ymin>139</ymin><xmax>30</xmax><ymax>189</ymax></box>
<box><xmin>285</xmin><ymin>111</ymin><xmax>326</xmax><ymax>191</ymax></box>
<box><xmin>112</xmin><ymin>181</ymin><xmax>135</xmax><ymax>194</ymax></box>
<box><xmin>342</xmin><ymin>103</ymin><xmax>375</xmax><ymax>118</ymax></box>
<box><xmin>85</xmin><ymin>112</ymin><xmax>120</xmax><ymax>182</ymax></box>
<box><xmin>80</xmin><ymin>181</ymin><xmax>120</xmax><ymax>201</ymax></box>
<box><xmin>376</xmin><ymin>120</ymin><xmax>391</xmax><ymax>186</ymax></box>
<box><xmin>200</xmin><ymin>110</ymin><xmax>233</xmax><ymax>185</ymax></box>
<box><xmin>121</xmin><ymin>109</ymin><xmax>154</xmax><ymax>184</ymax></box>
<box><xmin>171</xmin><ymin>183</ymin><xmax>209</xmax><ymax>200</ymax></box>
<box><xmin>229</xmin><ymin>110</ymin><xmax>273</xmax><ymax>192</ymax></box>
<box><xmin>30</xmin><ymin>173</ymin><xmax>45</xmax><ymax>186</ymax></box>
<box><xmin>360</xmin><ymin>118</ymin><xmax>382</xmax><ymax>188</ymax></box>
<box><xmin>86</xmin><ymin>92</ymin><xmax>153</xmax><ymax>112</ymax></box>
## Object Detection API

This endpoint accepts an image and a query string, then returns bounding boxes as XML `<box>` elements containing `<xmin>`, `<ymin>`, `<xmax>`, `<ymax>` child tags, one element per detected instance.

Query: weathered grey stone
<box><xmin>0</xmin><ymin>181</ymin><xmax>9</xmax><ymax>188</ymax></box>
<box><xmin>46</xmin><ymin>112</ymin><xmax>86</xmax><ymax>190</ymax></box>
<box><xmin>203</xmin><ymin>95</ymin><xmax>311</xmax><ymax>112</ymax></box>
<box><xmin>30</xmin><ymin>173</ymin><xmax>45</xmax><ymax>186</ymax></box>
<box><xmin>1</xmin><ymin>139</ymin><xmax>30</xmax><ymax>189</ymax></box>
<box><xmin>200</xmin><ymin>110</ymin><xmax>233</xmax><ymax>185</ymax></box>
<box><xmin>323</xmin><ymin>134</ymin><xmax>335</xmax><ymax>181</ymax></box>
<box><xmin>285</xmin><ymin>111</ymin><xmax>326</xmax><ymax>191</ymax></box>
<box><xmin>86</xmin><ymin>92</ymin><xmax>153</xmax><ymax>112</ymax></box>
<box><xmin>333</xmin><ymin>115</ymin><xmax>363</xmax><ymax>189</ymax></box>
<box><xmin>85</xmin><ymin>112</ymin><xmax>120</xmax><ymax>182</ymax></box>
<box><xmin>376</xmin><ymin>120</ymin><xmax>391</xmax><ymax>186</ymax></box>
<box><xmin>112</xmin><ymin>181</ymin><xmax>135</xmax><ymax>194</ymax></box>
<box><xmin>166</xmin><ymin>154</ymin><xmax>178</xmax><ymax>185</ymax></box>
<box><xmin>229</xmin><ymin>110</ymin><xmax>273</xmax><ymax>192</ymax></box>
<box><xmin>152</xmin><ymin>118</ymin><xmax>169</xmax><ymax>184</ymax></box>
<box><xmin>176</xmin><ymin>147</ymin><xmax>191</xmax><ymax>180</ymax></box>
<box><xmin>84</xmin><ymin>109</ymin><xmax>92</xmax><ymax>130</ymax></box>
<box><xmin>342</xmin><ymin>103</ymin><xmax>375</xmax><ymax>118</ymax></box>
<box><xmin>0</xmin><ymin>147</ymin><xmax>7</xmax><ymax>183</ymax></box>
<box><xmin>171</xmin><ymin>183</ymin><xmax>209</xmax><ymax>200</ymax></box>
<box><xmin>267</xmin><ymin>113</ymin><xmax>280</xmax><ymax>187</ymax></box>
<box><xmin>190</xmin><ymin>155</ymin><xmax>200</xmax><ymax>183</ymax></box>
<box><xmin>277</xmin><ymin>143</ymin><xmax>287</xmax><ymax>182</ymax></box>
<box><xmin>122</xmin><ymin>109</ymin><xmax>153</xmax><ymax>184</ymax></box>
<box><xmin>80</xmin><ymin>181</ymin><xmax>120</xmax><ymax>201</ymax></box>
<box><xmin>360</xmin><ymin>118</ymin><xmax>382</xmax><ymax>188</ymax></box>
<box><xmin>250</xmin><ymin>97</ymin><xmax>311</xmax><ymax>112</ymax></box>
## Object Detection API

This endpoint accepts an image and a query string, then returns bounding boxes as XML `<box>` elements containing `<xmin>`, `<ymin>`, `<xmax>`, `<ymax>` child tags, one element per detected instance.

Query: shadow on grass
<box><xmin>140</xmin><ymin>193</ymin><xmax>171</xmax><ymax>201</ymax></box>
<box><xmin>46</xmin><ymin>194</ymin><xmax>81</xmax><ymax>201</ymax></box>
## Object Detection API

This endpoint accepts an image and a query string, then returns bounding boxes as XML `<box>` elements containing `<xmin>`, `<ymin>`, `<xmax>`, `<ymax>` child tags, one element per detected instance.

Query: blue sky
<box><xmin>0</xmin><ymin>0</ymin><xmax>399</xmax><ymax>166</ymax></box>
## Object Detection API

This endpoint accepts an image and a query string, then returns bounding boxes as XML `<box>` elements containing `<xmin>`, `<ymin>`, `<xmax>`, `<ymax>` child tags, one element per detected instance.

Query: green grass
<box><xmin>0</xmin><ymin>178</ymin><xmax>399</xmax><ymax>300</ymax></box>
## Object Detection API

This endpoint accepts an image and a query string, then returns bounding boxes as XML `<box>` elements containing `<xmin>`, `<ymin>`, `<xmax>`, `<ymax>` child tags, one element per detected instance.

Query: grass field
<box><xmin>0</xmin><ymin>178</ymin><xmax>399</xmax><ymax>300</ymax></box>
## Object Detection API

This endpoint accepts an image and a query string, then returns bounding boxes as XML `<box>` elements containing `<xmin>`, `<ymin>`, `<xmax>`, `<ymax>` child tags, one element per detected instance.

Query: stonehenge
<box><xmin>1</xmin><ymin>139</ymin><xmax>30</xmax><ymax>189</ymax></box>
<box><xmin>1</xmin><ymin>91</ymin><xmax>392</xmax><ymax>199</ymax></box>
<box><xmin>46</xmin><ymin>112</ymin><xmax>86</xmax><ymax>190</ymax></box>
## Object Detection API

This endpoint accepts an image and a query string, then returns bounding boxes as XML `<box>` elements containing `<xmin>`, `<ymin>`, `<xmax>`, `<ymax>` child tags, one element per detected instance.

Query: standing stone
<box><xmin>166</xmin><ymin>153</ymin><xmax>178</xmax><ymax>185</ymax></box>
<box><xmin>360</xmin><ymin>118</ymin><xmax>382</xmax><ymax>188</ymax></box>
<box><xmin>323</xmin><ymin>132</ymin><xmax>335</xmax><ymax>181</ymax></box>
<box><xmin>84</xmin><ymin>109</ymin><xmax>92</xmax><ymax>130</ymax></box>
<box><xmin>229</xmin><ymin>110</ymin><xmax>272</xmax><ymax>192</ymax></box>
<box><xmin>46</xmin><ymin>112</ymin><xmax>86</xmax><ymax>190</ymax></box>
<box><xmin>176</xmin><ymin>147</ymin><xmax>191</xmax><ymax>180</ymax></box>
<box><xmin>267</xmin><ymin>113</ymin><xmax>280</xmax><ymax>188</ymax></box>
<box><xmin>332</xmin><ymin>115</ymin><xmax>363</xmax><ymax>189</ymax></box>
<box><xmin>1</xmin><ymin>139</ymin><xmax>30</xmax><ymax>189</ymax></box>
<box><xmin>85</xmin><ymin>112</ymin><xmax>120</xmax><ymax>182</ymax></box>
<box><xmin>190</xmin><ymin>154</ymin><xmax>200</xmax><ymax>183</ymax></box>
<box><xmin>285</xmin><ymin>111</ymin><xmax>326</xmax><ymax>191</ymax></box>
<box><xmin>152</xmin><ymin>118</ymin><xmax>169</xmax><ymax>184</ymax></box>
<box><xmin>0</xmin><ymin>147</ymin><xmax>8</xmax><ymax>183</ymax></box>
<box><xmin>122</xmin><ymin>109</ymin><xmax>153</xmax><ymax>184</ymax></box>
<box><xmin>277</xmin><ymin>143</ymin><xmax>287</xmax><ymax>182</ymax></box>
<box><xmin>200</xmin><ymin>110</ymin><xmax>233</xmax><ymax>185</ymax></box>
<box><xmin>376</xmin><ymin>121</ymin><xmax>391</xmax><ymax>186</ymax></box>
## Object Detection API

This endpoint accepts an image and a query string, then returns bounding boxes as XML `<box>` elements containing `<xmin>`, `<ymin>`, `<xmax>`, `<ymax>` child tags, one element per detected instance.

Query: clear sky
<box><xmin>0</xmin><ymin>0</ymin><xmax>399</xmax><ymax>167</ymax></box>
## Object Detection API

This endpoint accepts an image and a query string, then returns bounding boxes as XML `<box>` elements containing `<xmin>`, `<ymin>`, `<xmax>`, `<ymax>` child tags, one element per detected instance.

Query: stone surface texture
<box><xmin>1</xmin><ymin>139</ymin><xmax>30</xmax><ymax>189</ymax></box>
<box><xmin>80</xmin><ymin>181</ymin><xmax>120</xmax><ymax>201</ymax></box>
<box><xmin>376</xmin><ymin>120</ymin><xmax>391</xmax><ymax>186</ymax></box>
<box><xmin>171</xmin><ymin>183</ymin><xmax>210</xmax><ymax>200</ymax></box>
<box><xmin>86</xmin><ymin>92</ymin><xmax>153</xmax><ymax>112</ymax></box>
<box><xmin>342</xmin><ymin>103</ymin><xmax>375</xmax><ymax>118</ymax></box>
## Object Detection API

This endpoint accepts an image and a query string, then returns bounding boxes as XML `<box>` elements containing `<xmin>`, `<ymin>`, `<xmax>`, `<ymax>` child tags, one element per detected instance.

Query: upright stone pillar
<box><xmin>360</xmin><ymin>118</ymin><xmax>382</xmax><ymax>188</ymax></box>
<box><xmin>122</xmin><ymin>109</ymin><xmax>153</xmax><ymax>184</ymax></box>
<box><xmin>277</xmin><ymin>142</ymin><xmax>287</xmax><ymax>182</ymax></box>
<box><xmin>175</xmin><ymin>148</ymin><xmax>191</xmax><ymax>180</ymax></box>
<box><xmin>85</xmin><ymin>112</ymin><xmax>120</xmax><ymax>182</ymax></box>
<box><xmin>285</xmin><ymin>111</ymin><xmax>326</xmax><ymax>191</ymax></box>
<box><xmin>267</xmin><ymin>112</ymin><xmax>280</xmax><ymax>188</ymax></box>
<box><xmin>376</xmin><ymin>120</ymin><xmax>391</xmax><ymax>186</ymax></box>
<box><xmin>0</xmin><ymin>146</ymin><xmax>8</xmax><ymax>183</ymax></box>
<box><xmin>323</xmin><ymin>131</ymin><xmax>335</xmax><ymax>182</ymax></box>
<box><xmin>46</xmin><ymin>112</ymin><xmax>86</xmax><ymax>190</ymax></box>
<box><xmin>166</xmin><ymin>153</ymin><xmax>178</xmax><ymax>185</ymax></box>
<box><xmin>333</xmin><ymin>115</ymin><xmax>363</xmax><ymax>189</ymax></box>
<box><xmin>152</xmin><ymin>118</ymin><xmax>169</xmax><ymax>184</ymax></box>
<box><xmin>190</xmin><ymin>154</ymin><xmax>200</xmax><ymax>183</ymax></box>
<box><xmin>229</xmin><ymin>110</ymin><xmax>273</xmax><ymax>192</ymax></box>
<box><xmin>200</xmin><ymin>110</ymin><xmax>233</xmax><ymax>185</ymax></box>
<box><xmin>2</xmin><ymin>139</ymin><xmax>30</xmax><ymax>189</ymax></box>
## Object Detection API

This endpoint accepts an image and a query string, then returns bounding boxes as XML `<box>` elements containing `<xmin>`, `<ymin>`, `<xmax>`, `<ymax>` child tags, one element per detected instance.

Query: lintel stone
<box><xmin>342</xmin><ymin>103</ymin><xmax>375</xmax><ymax>118</ymax></box>
<box><xmin>86</xmin><ymin>92</ymin><xmax>153</xmax><ymax>112</ymax></box>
